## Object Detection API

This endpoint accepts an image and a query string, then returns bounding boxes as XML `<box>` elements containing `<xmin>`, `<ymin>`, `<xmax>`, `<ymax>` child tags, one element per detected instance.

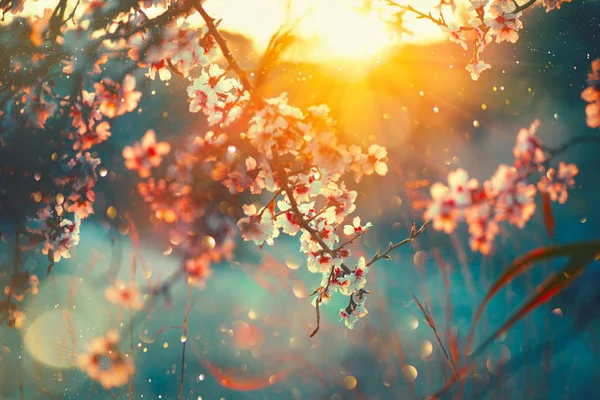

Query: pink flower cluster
<box><xmin>77</xmin><ymin>331</ymin><xmax>135</xmax><ymax>389</ymax></box>
<box><xmin>582</xmin><ymin>59</ymin><xmax>600</xmax><ymax>128</ymax></box>
<box><xmin>424</xmin><ymin>120</ymin><xmax>578</xmax><ymax>254</ymax></box>
<box><xmin>412</xmin><ymin>0</ymin><xmax>573</xmax><ymax>80</ymax></box>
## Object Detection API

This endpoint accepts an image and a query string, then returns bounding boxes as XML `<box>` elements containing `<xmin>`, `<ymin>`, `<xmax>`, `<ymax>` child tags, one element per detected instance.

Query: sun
<box><xmin>17</xmin><ymin>0</ymin><xmax>448</xmax><ymax>64</ymax></box>
<box><xmin>206</xmin><ymin>0</ymin><xmax>448</xmax><ymax>63</ymax></box>
<box><xmin>294</xmin><ymin>2</ymin><xmax>395</xmax><ymax>61</ymax></box>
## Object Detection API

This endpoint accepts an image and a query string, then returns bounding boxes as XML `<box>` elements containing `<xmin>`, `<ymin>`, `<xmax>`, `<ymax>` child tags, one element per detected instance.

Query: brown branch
<box><xmin>366</xmin><ymin>221</ymin><xmax>429</xmax><ymax>268</ymax></box>
<box><xmin>191</xmin><ymin>0</ymin><xmax>253</xmax><ymax>91</ymax></box>
<box><xmin>546</xmin><ymin>135</ymin><xmax>600</xmax><ymax>158</ymax></box>
<box><xmin>386</xmin><ymin>1</ymin><xmax>446</xmax><ymax>26</ymax></box>
<box><xmin>513</xmin><ymin>0</ymin><xmax>538</xmax><ymax>13</ymax></box>
<box><xmin>282</xmin><ymin>183</ymin><xmax>351</xmax><ymax>274</ymax></box>
<box><xmin>309</xmin><ymin>294</ymin><xmax>322</xmax><ymax>337</ymax></box>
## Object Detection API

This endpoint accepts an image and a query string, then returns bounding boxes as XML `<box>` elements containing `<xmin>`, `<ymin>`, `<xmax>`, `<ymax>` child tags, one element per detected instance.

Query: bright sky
<box><xmin>18</xmin><ymin>0</ymin><xmax>451</xmax><ymax>62</ymax></box>
<box><xmin>204</xmin><ymin>0</ymin><xmax>448</xmax><ymax>61</ymax></box>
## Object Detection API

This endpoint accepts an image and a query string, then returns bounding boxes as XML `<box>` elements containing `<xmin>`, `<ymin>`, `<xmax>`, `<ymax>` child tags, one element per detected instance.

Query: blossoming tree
<box><xmin>0</xmin><ymin>0</ymin><xmax>598</xmax><ymax>397</ymax></box>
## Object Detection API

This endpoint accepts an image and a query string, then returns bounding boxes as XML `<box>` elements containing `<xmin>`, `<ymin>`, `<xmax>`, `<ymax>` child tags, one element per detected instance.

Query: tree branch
<box><xmin>191</xmin><ymin>0</ymin><xmax>253</xmax><ymax>91</ymax></box>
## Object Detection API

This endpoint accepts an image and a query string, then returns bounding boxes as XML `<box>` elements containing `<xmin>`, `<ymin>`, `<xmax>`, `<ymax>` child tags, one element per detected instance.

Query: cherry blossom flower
<box><xmin>275</xmin><ymin>200</ymin><xmax>314</xmax><ymax>236</ymax></box>
<box><xmin>340</xmin><ymin>298</ymin><xmax>368</xmax><ymax>329</ymax></box>
<box><xmin>94</xmin><ymin>75</ymin><xmax>141</xmax><ymax>118</ymax></box>
<box><xmin>70</xmin><ymin>90</ymin><xmax>101</xmax><ymax>133</ymax></box>
<box><xmin>581</xmin><ymin>59</ymin><xmax>600</xmax><ymax>128</ymax></box>
<box><xmin>466</xmin><ymin>0</ymin><xmax>490</xmax><ymax>12</ymax></box>
<box><xmin>424</xmin><ymin>182</ymin><xmax>460</xmax><ymax>233</ymax></box>
<box><xmin>237</xmin><ymin>204</ymin><xmax>279</xmax><ymax>246</ymax></box>
<box><xmin>39</xmin><ymin>211</ymin><xmax>81</xmax><ymax>263</ymax></box>
<box><xmin>185</xmin><ymin>255</ymin><xmax>213</xmax><ymax>286</ymax></box>
<box><xmin>104</xmin><ymin>281</ymin><xmax>144</xmax><ymax>310</ymax></box>
<box><xmin>67</xmin><ymin>186</ymin><xmax>96</xmax><ymax>218</ymax></box>
<box><xmin>487</xmin><ymin>165</ymin><xmax>536</xmax><ymax>228</ymax></box>
<box><xmin>444</xmin><ymin>23</ymin><xmax>468</xmax><ymax>50</ymax></box>
<box><xmin>23</xmin><ymin>96</ymin><xmax>57</xmax><ymax>128</ymax></box>
<box><xmin>538</xmin><ymin>162</ymin><xmax>579</xmax><ymax>204</ymax></box>
<box><xmin>74</xmin><ymin>121</ymin><xmax>111</xmax><ymax>151</ymax></box>
<box><xmin>146</xmin><ymin>60</ymin><xmax>172</xmax><ymax>81</ymax></box>
<box><xmin>466</xmin><ymin>203</ymin><xmax>499</xmax><ymax>255</ymax></box>
<box><xmin>187</xmin><ymin>64</ymin><xmax>236</xmax><ymax>114</ymax></box>
<box><xmin>77</xmin><ymin>331</ymin><xmax>135</xmax><ymax>389</ymax></box>
<box><xmin>424</xmin><ymin>120</ymin><xmax>580</xmax><ymax>254</ymax></box>
<box><xmin>343</xmin><ymin>216</ymin><xmax>372</xmax><ymax>236</ymax></box>
<box><xmin>324</xmin><ymin>182</ymin><xmax>357</xmax><ymax>223</ymax></box>
<box><xmin>513</xmin><ymin>119</ymin><xmax>545</xmax><ymax>168</ymax></box>
<box><xmin>447</xmin><ymin>168</ymin><xmax>480</xmax><ymax>207</ymax></box>
<box><xmin>123</xmin><ymin>130</ymin><xmax>171</xmax><ymax>178</ymax></box>
<box><xmin>485</xmin><ymin>12</ymin><xmax>523</xmax><ymax>44</ymax></box>
<box><xmin>364</xmin><ymin>144</ymin><xmax>388</xmax><ymax>176</ymax></box>
<box><xmin>489</xmin><ymin>0</ymin><xmax>515</xmax><ymax>16</ymax></box>
<box><xmin>5</xmin><ymin>271</ymin><xmax>39</xmax><ymax>302</ymax></box>
<box><xmin>466</xmin><ymin>60</ymin><xmax>492</xmax><ymax>81</ymax></box>
<box><xmin>542</xmin><ymin>0</ymin><xmax>572</xmax><ymax>12</ymax></box>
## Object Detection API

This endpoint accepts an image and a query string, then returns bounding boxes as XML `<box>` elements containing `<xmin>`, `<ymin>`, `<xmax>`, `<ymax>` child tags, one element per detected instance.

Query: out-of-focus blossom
<box><xmin>444</xmin><ymin>22</ymin><xmax>468</xmax><ymax>50</ymax></box>
<box><xmin>77</xmin><ymin>331</ymin><xmax>135</xmax><ymax>389</ymax></box>
<box><xmin>582</xmin><ymin>59</ymin><xmax>600</xmax><ymax>128</ymax></box>
<box><xmin>538</xmin><ymin>162</ymin><xmax>579</xmax><ymax>204</ymax></box>
<box><xmin>513</xmin><ymin>119</ymin><xmax>545</xmax><ymax>168</ymax></box>
<box><xmin>104</xmin><ymin>281</ymin><xmax>144</xmax><ymax>310</ymax></box>
<box><xmin>23</xmin><ymin>96</ymin><xmax>57</xmax><ymax>128</ymax></box>
<box><xmin>94</xmin><ymin>76</ymin><xmax>141</xmax><ymax>118</ymax></box>
<box><xmin>424</xmin><ymin>182</ymin><xmax>459</xmax><ymax>233</ymax></box>
<box><xmin>424</xmin><ymin>120</ymin><xmax>578</xmax><ymax>254</ymax></box>
<box><xmin>185</xmin><ymin>255</ymin><xmax>213</xmax><ymax>286</ymax></box>
<box><xmin>466</xmin><ymin>60</ymin><xmax>492</xmax><ymax>81</ymax></box>
<box><xmin>39</xmin><ymin>211</ymin><xmax>81</xmax><ymax>263</ymax></box>
<box><xmin>123</xmin><ymin>130</ymin><xmax>171</xmax><ymax>178</ymax></box>
<box><xmin>487</xmin><ymin>165</ymin><xmax>536</xmax><ymax>228</ymax></box>
<box><xmin>542</xmin><ymin>0</ymin><xmax>572</xmax><ymax>12</ymax></box>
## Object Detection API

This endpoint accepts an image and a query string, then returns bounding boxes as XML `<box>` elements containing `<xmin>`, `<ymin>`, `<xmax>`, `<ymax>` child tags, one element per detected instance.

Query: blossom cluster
<box><xmin>424</xmin><ymin>120</ymin><xmax>578</xmax><ymax>254</ymax></box>
<box><xmin>77</xmin><ymin>331</ymin><xmax>135</xmax><ymax>390</ymax></box>
<box><xmin>582</xmin><ymin>59</ymin><xmax>600</xmax><ymax>128</ymax></box>
<box><xmin>391</xmin><ymin>0</ymin><xmax>572</xmax><ymax>80</ymax></box>
<box><xmin>127</xmin><ymin>74</ymin><xmax>389</xmax><ymax>330</ymax></box>
<box><xmin>0</xmin><ymin>0</ymin><xmax>193</xmax><ymax>330</ymax></box>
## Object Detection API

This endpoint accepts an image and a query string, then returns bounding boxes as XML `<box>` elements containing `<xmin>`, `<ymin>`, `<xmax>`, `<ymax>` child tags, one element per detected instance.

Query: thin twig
<box><xmin>178</xmin><ymin>283</ymin><xmax>193</xmax><ymax>399</ymax></box>
<box><xmin>129</xmin><ymin>305</ymin><xmax>134</xmax><ymax>400</ymax></box>
<box><xmin>410</xmin><ymin>292</ymin><xmax>468</xmax><ymax>400</ymax></box>
<box><xmin>366</xmin><ymin>221</ymin><xmax>429</xmax><ymax>267</ymax></box>
<box><xmin>191</xmin><ymin>0</ymin><xmax>253</xmax><ymax>91</ymax></box>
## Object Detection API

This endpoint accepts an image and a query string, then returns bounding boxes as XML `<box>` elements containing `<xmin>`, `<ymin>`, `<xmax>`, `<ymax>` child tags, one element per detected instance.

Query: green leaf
<box><xmin>469</xmin><ymin>251</ymin><xmax>596</xmax><ymax>358</ymax></box>
<box><xmin>467</xmin><ymin>240</ymin><xmax>600</xmax><ymax>352</ymax></box>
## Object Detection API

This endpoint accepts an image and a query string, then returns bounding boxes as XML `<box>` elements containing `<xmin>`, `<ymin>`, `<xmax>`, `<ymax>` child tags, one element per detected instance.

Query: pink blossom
<box><xmin>237</xmin><ymin>204</ymin><xmax>279</xmax><ymax>246</ymax></box>
<box><xmin>444</xmin><ymin>23</ymin><xmax>468</xmax><ymax>50</ymax></box>
<box><xmin>466</xmin><ymin>60</ymin><xmax>492</xmax><ymax>81</ymax></box>
<box><xmin>104</xmin><ymin>281</ymin><xmax>144</xmax><ymax>310</ymax></box>
<box><xmin>424</xmin><ymin>182</ymin><xmax>459</xmax><ymax>233</ymax></box>
<box><xmin>94</xmin><ymin>75</ymin><xmax>141</xmax><ymax>118</ymax></box>
<box><xmin>487</xmin><ymin>165</ymin><xmax>536</xmax><ymax>228</ymax></box>
<box><xmin>122</xmin><ymin>130</ymin><xmax>171</xmax><ymax>178</ymax></box>
<box><xmin>537</xmin><ymin>162</ymin><xmax>578</xmax><ymax>204</ymax></box>
<box><xmin>485</xmin><ymin>12</ymin><xmax>523</xmax><ymax>44</ymax></box>
<box><xmin>513</xmin><ymin>119</ymin><xmax>545</xmax><ymax>168</ymax></box>
<box><xmin>343</xmin><ymin>216</ymin><xmax>372</xmax><ymax>236</ymax></box>
<box><xmin>542</xmin><ymin>0</ymin><xmax>572</xmax><ymax>12</ymax></box>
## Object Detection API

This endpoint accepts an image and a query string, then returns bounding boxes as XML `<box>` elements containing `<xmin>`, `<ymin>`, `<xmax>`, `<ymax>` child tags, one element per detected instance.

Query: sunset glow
<box><xmin>18</xmin><ymin>0</ymin><xmax>448</xmax><ymax>63</ymax></box>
